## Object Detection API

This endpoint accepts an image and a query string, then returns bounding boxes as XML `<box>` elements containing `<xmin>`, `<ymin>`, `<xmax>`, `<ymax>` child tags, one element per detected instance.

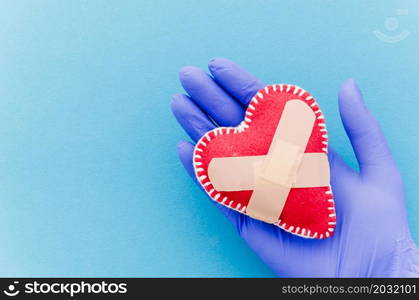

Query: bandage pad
<box><xmin>193</xmin><ymin>84</ymin><xmax>335</xmax><ymax>239</ymax></box>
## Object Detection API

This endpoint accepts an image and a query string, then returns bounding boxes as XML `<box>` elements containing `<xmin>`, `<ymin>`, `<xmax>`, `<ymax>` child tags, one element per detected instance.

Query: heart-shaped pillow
<box><xmin>193</xmin><ymin>84</ymin><xmax>335</xmax><ymax>239</ymax></box>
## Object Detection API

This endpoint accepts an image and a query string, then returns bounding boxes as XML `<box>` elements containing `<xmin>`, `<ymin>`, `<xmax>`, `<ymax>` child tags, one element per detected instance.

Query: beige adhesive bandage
<box><xmin>207</xmin><ymin>100</ymin><xmax>328</xmax><ymax>223</ymax></box>
<box><xmin>208</xmin><ymin>153</ymin><xmax>329</xmax><ymax>191</ymax></box>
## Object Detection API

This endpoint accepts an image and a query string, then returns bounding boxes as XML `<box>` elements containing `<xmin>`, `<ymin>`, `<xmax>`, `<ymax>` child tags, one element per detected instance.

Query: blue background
<box><xmin>0</xmin><ymin>0</ymin><xmax>418</xmax><ymax>277</ymax></box>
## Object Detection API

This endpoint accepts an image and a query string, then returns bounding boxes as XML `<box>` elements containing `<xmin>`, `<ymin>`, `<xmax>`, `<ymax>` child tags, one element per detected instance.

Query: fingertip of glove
<box><xmin>176</xmin><ymin>141</ymin><xmax>195</xmax><ymax>177</ymax></box>
<box><xmin>178</xmin><ymin>65</ymin><xmax>202</xmax><ymax>80</ymax></box>
<box><xmin>171</xmin><ymin>93</ymin><xmax>193</xmax><ymax>114</ymax></box>
<box><xmin>170</xmin><ymin>94</ymin><xmax>182</xmax><ymax>118</ymax></box>
<box><xmin>345</xmin><ymin>78</ymin><xmax>356</xmax><ymax>86</ymax></box>
<box><xmin>176</xmin><ymin>140</ymin><xmax>185</xmax><ymax>153</ymax></box>
<box><xmin>176</xmin><ymin>140</ymin><xmax>193</xmax><ymax>155</ymax></box>
<box><xmin>170</xmin><ymin>93</ymin><xmax>182</xmax><ymax>108</ymax></box>
<box><xmin>339</xmin><ymin>79</ymin><xmax>358</xmax><ymax>98</ymax></box>
<box><xmin>208</xmin><ymin>57</ymin><xmax>230</xmax><ymax>72</ymax></box>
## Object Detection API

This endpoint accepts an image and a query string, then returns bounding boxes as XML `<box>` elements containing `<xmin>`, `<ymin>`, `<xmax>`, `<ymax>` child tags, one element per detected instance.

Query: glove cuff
<box><xmin>392</xmin><ymin>237</ymin><xmax>419</xmax><ymax>277</ymax></box>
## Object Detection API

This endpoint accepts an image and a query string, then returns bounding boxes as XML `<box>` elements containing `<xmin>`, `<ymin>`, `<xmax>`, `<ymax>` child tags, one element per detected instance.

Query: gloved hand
<box><xmin>171</xmin><ymin>58</ymin><xmax>419</xmax><ymax>277</ymax></box>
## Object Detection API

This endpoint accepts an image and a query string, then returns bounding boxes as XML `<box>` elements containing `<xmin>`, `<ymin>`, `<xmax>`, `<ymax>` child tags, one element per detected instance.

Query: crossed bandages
<box><xmin>208</xmin><ymin>100</ymin><xmax>330</xmax><ymax>223</ymax></box>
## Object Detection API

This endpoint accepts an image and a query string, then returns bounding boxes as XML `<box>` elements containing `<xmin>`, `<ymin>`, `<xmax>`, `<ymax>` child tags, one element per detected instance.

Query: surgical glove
<box><xmin>171</xmin><ymin>58</ymin><xmax>419</xmax><ymax>277</ymax></box>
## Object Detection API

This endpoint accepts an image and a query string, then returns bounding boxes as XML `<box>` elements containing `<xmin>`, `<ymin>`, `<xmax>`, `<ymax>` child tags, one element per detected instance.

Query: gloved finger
<box><xmin>338</xmin><ymin>79</ymin><xmax>395</xmax><ymax>175</ymax></box>
<box><xmin>171</xmin><ymin>94</ymin><xmax>216</xmax><ymax>143</ymax></box>
<box><xmin>327</xmin><ymin>147</ymin><xmax>356</xmax><ymax>213</ymax></box>
<box><xmin>177</xmin><ymin>140</ymin><xmax>198</xmax><ymax>181</ymax></box>
<box><xmin>176</xmin><ymin>140</ymin><xmax>270</xmax><ymax>239</ymax></box>
<box><xmin>179</xmin><ymin>66</ymin><xmax>244</xmax><ymax>126</ymax></box>
<box><xmin>208</xmin><ymin>58</ymin><xmax>265</xmax><ymax>106</ymax></box>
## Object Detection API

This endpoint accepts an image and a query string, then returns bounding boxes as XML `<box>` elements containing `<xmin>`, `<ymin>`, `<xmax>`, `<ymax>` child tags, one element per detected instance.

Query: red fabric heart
<box><xmin>193</xmin><ymin>84</ymin><xmax>336</xmax><ymax>239</ymax></box>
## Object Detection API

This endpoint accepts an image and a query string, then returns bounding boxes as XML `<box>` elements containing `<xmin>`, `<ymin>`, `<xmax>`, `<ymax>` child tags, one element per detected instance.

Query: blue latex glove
<box><xmin>171</xmin><ymin>58</ymin><xmax>419</xmax><ymax>277</ymax></box>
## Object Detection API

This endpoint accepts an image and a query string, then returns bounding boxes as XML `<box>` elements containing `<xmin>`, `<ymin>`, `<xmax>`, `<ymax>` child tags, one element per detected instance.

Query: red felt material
<box><xmin>193</xmin><ymin>85</ymin><xmax>336</xmax><ymax>239</ymax></box>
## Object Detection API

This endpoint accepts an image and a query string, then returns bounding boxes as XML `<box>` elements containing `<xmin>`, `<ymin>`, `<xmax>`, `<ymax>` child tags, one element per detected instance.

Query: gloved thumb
<box><xmin>338</xmin><ymin>79</ymin><xmax>395</xmax><ymax>177</ymax></box>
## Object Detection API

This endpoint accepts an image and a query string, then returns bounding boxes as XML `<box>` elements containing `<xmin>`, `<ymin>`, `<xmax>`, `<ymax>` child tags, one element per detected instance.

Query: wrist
<box><xmin>391</xmin><ymin>237</ymin><xmax>419</xmax><ymax>277</ymax></box>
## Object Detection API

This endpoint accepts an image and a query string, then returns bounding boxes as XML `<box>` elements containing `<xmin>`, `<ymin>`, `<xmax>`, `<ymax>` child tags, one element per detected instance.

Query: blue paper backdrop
<box><xmin>0</xmin><ymin>0</ymin><xmax>417</xmax><ymax>277</ymax></box>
